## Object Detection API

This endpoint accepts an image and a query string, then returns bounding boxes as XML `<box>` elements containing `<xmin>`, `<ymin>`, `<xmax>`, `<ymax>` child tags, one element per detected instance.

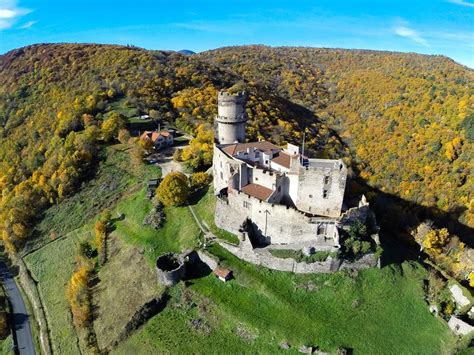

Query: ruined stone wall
<box><xmin>218</xmin><ymin>241</ymin><xmax>378</xmax><ymax>274</ymax></box>
<box><xmin>215</xmin><ymin>188</ymin><xmax>338</xmax><ymax>247</ymax></box>
<box><xmin>196</xmin><ymin>250</ymin><xmax>219</xmax><ymax>270</ymax></box>
<box><xmin>156</xmin><ymin>253</ymin><xmax>186</xmax><ymax>287</ymax></box>
<box><xmin>296</xmin><ymin>160</ymin><xmax>347</xmax><ymax>218</ymax></box>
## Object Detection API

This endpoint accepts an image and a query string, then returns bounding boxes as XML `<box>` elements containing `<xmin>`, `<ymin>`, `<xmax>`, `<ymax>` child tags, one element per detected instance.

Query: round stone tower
<box><xmin>215</xmin><ymin>91</ymin><xmax>248</xmax><ymax>144</ymax></box>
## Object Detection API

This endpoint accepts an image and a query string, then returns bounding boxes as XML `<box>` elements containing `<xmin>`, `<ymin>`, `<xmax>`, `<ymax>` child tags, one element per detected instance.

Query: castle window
<box><xmin>324</xmin><ymin>176</ymin><xmax>330</xmax><ymax>184</ymax></box>
<box><xmin>220</xmin><ymin>172</ymin><xmax>223</xmax><ymax>180</ymax></box>
<box><xmin>243</xmin><ymin>201</ymin><xmax>251</xmax><ymax>209</ymax></box>
<box><xmin>317</xmin><ymin>224</ymin><xmax>326</xmax><ymax>235</ymax></box>
<box><xmin>309</xmin><ymin>194</ymin><xmax>313</xmax><ymax>198</ymax></box>
<box><xmin>323</xmin><ymin>190</ymin><xmax>328</xmax><ymax>199</ymax></box>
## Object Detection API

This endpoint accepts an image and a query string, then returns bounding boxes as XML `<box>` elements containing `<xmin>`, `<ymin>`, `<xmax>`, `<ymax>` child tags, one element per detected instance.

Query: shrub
<box><xmin>78</xmin><ymin>241</ymin><xmax>95</xmax><ymax>259</ymax></box>
<box><xmin>173</xmin><ymin>148</ymin><xmax>183</xmax><ymax>162</ymax></box>
<box><xmin>66</xmin><ymin>265</ymin><xmax>92</xmax><ymax>327</ymax></box>
<box><xmin>190</xmin><ymin>172</ymin><xmax>212</xmax><ymax>191</ymax></box>
<box><xmin>0</xmin><ymin>312</ymin><xmax>8</xmax><ymax>340</ymax></box>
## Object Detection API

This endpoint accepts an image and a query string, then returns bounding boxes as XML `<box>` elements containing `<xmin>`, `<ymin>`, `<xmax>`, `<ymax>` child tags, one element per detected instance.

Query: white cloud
<box><xmin>18</xmin><ymin>20</ymin><xmax>35</xmax><ymax>29</ymax></box>
<box><xmin>394</xmin><ymin>24</ymin><xmax>429</xmax><ymax>46</ymax></box>
<box><xmin>0</xmin><ymin>0</ymin><xmax>31</xmax><ymax>30</ymax></box>
<box><xmin>447</xmin><ymin>0</ymin><xmax>474</xmax><ymax>7</ymax></box>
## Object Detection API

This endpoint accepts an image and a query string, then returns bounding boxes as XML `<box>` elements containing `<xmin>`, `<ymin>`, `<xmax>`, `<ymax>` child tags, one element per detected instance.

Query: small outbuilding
<box><xmin>213</xmin><ymin>267</ymin><xmax>232</xmax><ymax>282</ymax></box>
<box><xmin>147</xmin><ymin>178</ymin><xmax>161</xmax><ymax>199</ymax></box>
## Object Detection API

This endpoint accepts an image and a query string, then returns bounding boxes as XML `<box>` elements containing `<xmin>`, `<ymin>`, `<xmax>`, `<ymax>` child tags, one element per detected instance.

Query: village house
<box><xmin>140</xmin><ymin>130</ymin><xmax>174</xmax><ymax>150</ymax></box>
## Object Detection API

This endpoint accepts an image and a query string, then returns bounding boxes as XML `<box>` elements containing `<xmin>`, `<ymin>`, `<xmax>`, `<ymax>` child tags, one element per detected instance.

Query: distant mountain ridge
<box><xmin>178</xmin><ymin>49</ymin><xmax>196</xmax><ymax>56</ymax></box>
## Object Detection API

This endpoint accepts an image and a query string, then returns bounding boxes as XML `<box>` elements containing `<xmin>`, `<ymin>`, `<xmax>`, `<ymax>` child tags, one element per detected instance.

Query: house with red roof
<box><xmin>140</xmin><ymin>130</ymin><xmax>174</xmax><ymax>150</ymax></box>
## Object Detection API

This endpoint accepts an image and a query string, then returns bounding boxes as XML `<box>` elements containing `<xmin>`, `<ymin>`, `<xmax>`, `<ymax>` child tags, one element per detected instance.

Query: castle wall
<box><xmin>250</xmin><ymin>168</ymin><xmax>278</xmax><ymax>190</ymax></box>
<box><xmin>215</xmin><ymin>189</ymin><xmax>338</xmax><ymax>247</ymax></box>
<box><xmin>295</xmin><ymin>160</ymin><xmax>347</xmax><ymax>218</ymax></box>
<box><xmin>213</xmin><ymin>145</ymin><xmax>240</xmax><ymax>194</ymax></box>
<box><xmin>218</xmin><ymin>241</ymin><xmax>378</xmax><ymax>274</ymax></box>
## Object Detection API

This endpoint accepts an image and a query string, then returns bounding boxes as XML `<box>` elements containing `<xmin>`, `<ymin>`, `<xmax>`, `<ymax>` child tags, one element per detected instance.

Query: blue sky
<box><xmin>0</xmin><ymin>0</ymin><xmax>473</xmax><ymax>67</ymax></box>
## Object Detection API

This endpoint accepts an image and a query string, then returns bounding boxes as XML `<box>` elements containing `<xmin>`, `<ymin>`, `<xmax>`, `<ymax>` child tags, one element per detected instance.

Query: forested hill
<box><xmin>200</xmin><ymin>46</ymin><xmax>474</xmax><ymax>233</ymax></box>
<box><xmin>0</xmin><ymin>43</ymin><xmax>472</xmax><ymax>279</ymax></box>
<box><xmin>0</xmin><ymin>43</ymin><xmax>342</xmax><ymax>252</ymax></box>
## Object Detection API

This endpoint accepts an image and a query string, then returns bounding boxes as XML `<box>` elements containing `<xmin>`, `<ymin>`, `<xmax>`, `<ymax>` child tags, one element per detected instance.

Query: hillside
<box><xmin>0</xmin><ymin>43</ymin><xmax>342</xmax><ymax>252</ymax></box>
<box><xmin>200</xmin><ymin>46</ymin><xmax>474</xmax><ymax>231</ymax></box>
<box><xmin>0</xmin><ymin>43</ymin><xmax>471</xmax><ymax>353</ymax></box>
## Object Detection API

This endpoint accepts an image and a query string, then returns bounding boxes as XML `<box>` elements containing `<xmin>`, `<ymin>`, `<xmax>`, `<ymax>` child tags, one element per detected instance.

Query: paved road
<box><xmin>0</xmin><ymin>260</ymin><xmax>35</xmax><ymax>355</ymax></box>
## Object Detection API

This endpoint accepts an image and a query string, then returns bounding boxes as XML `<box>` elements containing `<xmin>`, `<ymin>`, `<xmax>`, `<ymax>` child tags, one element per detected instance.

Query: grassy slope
<box><xmin>113</xmin><ymin>188</ymin><xmax>201</xmax><ymax>264</ymax></box>
<box><xmin>0</xmin><ymin>335</ymin><xmax>13</xmax><ymax>355</ymax></box>
<box><xmin>191</xmin><ymin>187</ymin><xmax>240</xmax><ymax>245</ymax></box>
<box><xmin>115</xmin><ymin>244</ymin><xmax>455</xmax><ymax>354</ymax></box>
<box><xmin>22</xmin><ymin>148</ymin><xmax>458</xmax><ymax>354</ymax></box>
<box><xmin>29</xmin><ymin>144</ymin><xmax>157</xmax><ymax>252</ymax></box>
<box><xmin>22</xmin><ymin>144</ymin><xmax>161</xmax><ymax>353</ymax></box>
<box><xmin>23</xmin><ymin>227</ymin><xmax>89</xmax><ymax>354</ymax></box>
<box><xmin>94</xmin><ymin>235</ymin><xmax>164</xmax><ymax>349</ymax></box>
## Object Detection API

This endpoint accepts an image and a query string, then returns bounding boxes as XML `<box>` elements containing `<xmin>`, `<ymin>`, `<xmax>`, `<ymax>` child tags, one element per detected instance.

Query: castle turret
<box><xmin>215</xmin><ymin>91</ymin><xmax>247</xmax><ymax>144</ymax></box>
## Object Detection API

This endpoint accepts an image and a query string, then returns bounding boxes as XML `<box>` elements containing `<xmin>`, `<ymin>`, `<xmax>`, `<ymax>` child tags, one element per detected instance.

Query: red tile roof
<box><xmin>221</xmin><ymin>141</ymin><xmax>280</xmax><ymax>156</ymax></box>
<box><xmin>213</xmin><ymin>267</ymin><xmax>232</xmax><ymax>279</ymax></box>
<box><xmin>220</xmin><ymin>141</ymin><xmax>296</xmax><ymax>170</ymax></box>
<box><xmin>140</xmin><ymin>130</ymin><xmax>172</xmax><ymax>143</ymax></box>
<box><xmin>271</xmin><ymin>151</ymin><xmax>293</xmax><ymax>169</ymax></box>
<box><xmin>241</xmin><ymin>183</ymin><xmax>273</xmax><ymax>201</ymax></box>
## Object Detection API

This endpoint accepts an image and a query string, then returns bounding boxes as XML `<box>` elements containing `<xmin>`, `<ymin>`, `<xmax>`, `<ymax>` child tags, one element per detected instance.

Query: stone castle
<box><xmin>213</xmin><ymin>91</ymin><xmax>353</xmax><ymax>252</ymax></box>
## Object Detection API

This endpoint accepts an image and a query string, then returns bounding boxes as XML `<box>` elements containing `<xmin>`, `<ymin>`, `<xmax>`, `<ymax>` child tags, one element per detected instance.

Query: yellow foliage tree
<box><xmin>101</xmin><ymin>112</ymin><xmax>126</xmax><ymax>142</ymax></box>
<box><xmin>156</xmin><ymin>172</ymin><xmax>189</xmax><ymax>207</ymax></box>
<box><xmin>423</xmin><ymin>228</ymin><xmax>450</xmax><ymax>255</ymax></box>
<box><xmin>66</xmin><ymin>265</ymin><xmax>91</xmax><ymax>327</ymax></box>
<box><xmin>181</xmin><ymin>124</ymin><xmax>214</xmax><ymax>171</ymax></box>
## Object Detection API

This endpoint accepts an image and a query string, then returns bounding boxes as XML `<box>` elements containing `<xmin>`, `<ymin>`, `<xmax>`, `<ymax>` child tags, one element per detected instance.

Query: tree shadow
<box><xmin>345</xmin><ymin>173</ymin><xmax>474</xmax><ymax>267</ymax></box>
<box><xmin>188</xmin><ymin>185</ymin><xmax>210</xmax><ymax>206</ymax></box>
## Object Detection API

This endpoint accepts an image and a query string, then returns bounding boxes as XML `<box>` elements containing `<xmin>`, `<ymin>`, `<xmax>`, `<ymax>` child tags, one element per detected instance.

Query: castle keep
<box><xmin>213</xmin><ymin>91</ymin><xmax>349</xmax><ymax>251</ymax></box>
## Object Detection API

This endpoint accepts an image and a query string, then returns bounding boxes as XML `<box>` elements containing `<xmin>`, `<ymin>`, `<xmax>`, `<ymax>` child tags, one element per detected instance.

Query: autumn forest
<box><xmin>0</xmin><ymin>43</ymin><xmax>472</xmax><ymax>287</ymax></box>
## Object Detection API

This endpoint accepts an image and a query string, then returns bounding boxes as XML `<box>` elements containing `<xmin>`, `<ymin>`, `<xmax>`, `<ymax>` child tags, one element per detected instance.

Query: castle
<box><xmin>213</xmin><ymin>91</ymin><xmax>350</xmax><ymax>252</ymax></box>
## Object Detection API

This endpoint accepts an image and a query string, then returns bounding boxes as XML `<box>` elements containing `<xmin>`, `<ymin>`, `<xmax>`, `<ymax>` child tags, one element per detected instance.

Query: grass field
<box><xmin>0</xmin><ymin>335</ymin><xmax>13</xmax><ymax>355</ymax></box>
<box><xmin>94</xmin><ymin>235</ymin><xmax>164</xmax><ymax>349</ymax></box>
<box><xmin>29</xmin><ymin>144</ymin><xmax>160</xmax><ymax>252</ymax></box>
<box><xmin>24</xmin><ymin>227</ymin><xmax>91</xmax><ymax>354</ymax></box>
<box><xmin>21</xmin><ymin>149</ymin><xmax>463</xmax><ymax>354</ymax></box>
<box><xmin>115</xmin><ymin>244</ymin><xmax>456</xmax><ymax>354</ymax></box>
<box><xmin>113</xmin><ymin>188</ymin><xmax>202</xmax><ymax>264</ymax></box>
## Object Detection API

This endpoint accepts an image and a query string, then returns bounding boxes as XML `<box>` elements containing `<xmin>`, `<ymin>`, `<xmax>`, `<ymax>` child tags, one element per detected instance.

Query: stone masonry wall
<box><xmin>215</xmin><ymin>188</ymin><xmax>338</xmax><ymax>247</ymax></box>
<box><xmin>218</xmin><ymin>241</ymin><xmax>378</xmax><ymax>274</ymax></box>
<box><xmin>295</xmin><ymin>160</ymin><xmax>347</xmax><ymax>218</ymax></box>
